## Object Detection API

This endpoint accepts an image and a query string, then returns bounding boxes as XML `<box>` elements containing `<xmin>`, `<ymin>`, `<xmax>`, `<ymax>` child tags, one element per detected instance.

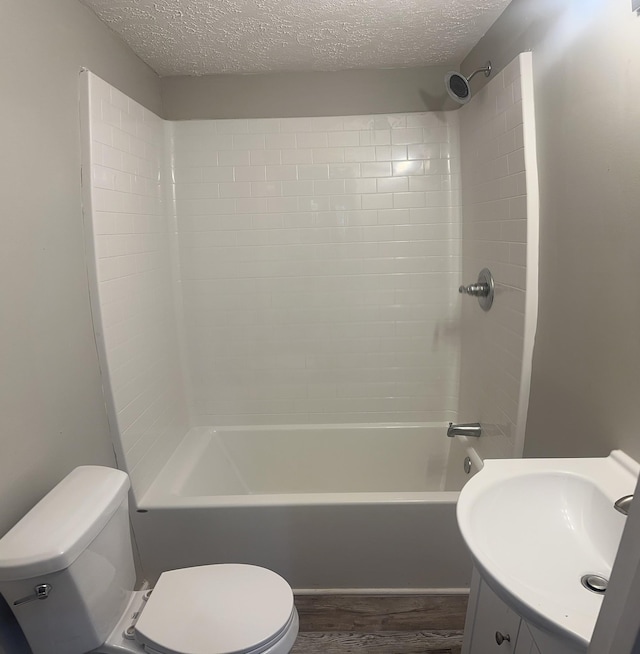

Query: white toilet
<box><xmin>0</xmin><ymin>466</ymin><xmax>299</xmax><ymax>654</ymax></box>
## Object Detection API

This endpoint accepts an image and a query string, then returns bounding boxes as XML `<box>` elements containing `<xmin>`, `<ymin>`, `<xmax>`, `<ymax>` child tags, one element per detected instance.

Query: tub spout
<box><xmin>447</xmin><ymin>422</ymin><xmax>482</xmax><ymax>438</ymax></box>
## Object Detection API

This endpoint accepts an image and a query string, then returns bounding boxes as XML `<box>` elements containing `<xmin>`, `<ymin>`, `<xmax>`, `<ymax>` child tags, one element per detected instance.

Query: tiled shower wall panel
<box><xmin>458</xmin><ymin>54</ymin><xmax>533</xmax><ymax>459</ymax></box>
<box><xmin>171</xmin><ymin>113</ymin><xmax>462</xmax><ymax>425</ymax></box>
<box><xmin>85</xmin><ymin>73</ymin><xmax>189</xmax><ymax>499</ymax></box>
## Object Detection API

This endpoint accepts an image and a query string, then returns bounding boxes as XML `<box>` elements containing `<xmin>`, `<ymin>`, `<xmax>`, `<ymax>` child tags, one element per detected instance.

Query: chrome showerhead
<box><xmin>445</xmin><ymin>61</ymin><xmax>492</xmax><ymax>105</ymax></box>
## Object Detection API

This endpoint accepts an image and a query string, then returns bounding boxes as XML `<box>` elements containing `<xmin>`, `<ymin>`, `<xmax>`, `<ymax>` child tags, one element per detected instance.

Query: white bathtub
<box><xmin>133</xmin><ymin>423</ymin><xmax>475</xmax><ymax>591</ymax></box>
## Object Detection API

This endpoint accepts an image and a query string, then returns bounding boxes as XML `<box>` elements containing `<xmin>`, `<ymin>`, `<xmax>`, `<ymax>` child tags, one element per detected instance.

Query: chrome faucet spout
<box><xmin>447</xmin><ymin>422</ymin><xmax>482</xmax><ymax>438</ymax></box>
<box><xmin>614</xmin><ymin>494</ymin><xmax>633</xmax><ymax>516</ymax></box>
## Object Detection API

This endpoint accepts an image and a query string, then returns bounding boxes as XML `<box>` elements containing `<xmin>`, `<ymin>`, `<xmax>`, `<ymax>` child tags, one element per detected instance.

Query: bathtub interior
<box><xmin>139</xmin><ymin>422</ymin><xmax>480</xmax><ymax>508</ymax></box>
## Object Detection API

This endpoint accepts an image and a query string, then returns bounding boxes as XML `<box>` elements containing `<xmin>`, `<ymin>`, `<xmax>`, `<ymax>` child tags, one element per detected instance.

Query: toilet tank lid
<box><xmin>0</xmin><ymin>466</ymin><xmax>130</xmax><ymax>581</ymax></box>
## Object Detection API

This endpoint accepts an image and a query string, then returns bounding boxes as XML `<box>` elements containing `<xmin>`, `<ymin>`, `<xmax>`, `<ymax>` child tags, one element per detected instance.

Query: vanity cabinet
<box><xmin>462</xmin><ymin>569</ymin><xmax>537</xmax><ymax>653</ymax></box>
<box><xmin>461</xmin><ymin>568</ymin><xmax>576</xmax><ymax>654</ymax></box>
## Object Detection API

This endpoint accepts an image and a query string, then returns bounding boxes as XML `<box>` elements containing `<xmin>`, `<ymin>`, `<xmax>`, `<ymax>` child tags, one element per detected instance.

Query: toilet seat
<box><xmin>134</xmin><ymin>564</ymin><xmax>297</xmax><ymax>654</ymax></box>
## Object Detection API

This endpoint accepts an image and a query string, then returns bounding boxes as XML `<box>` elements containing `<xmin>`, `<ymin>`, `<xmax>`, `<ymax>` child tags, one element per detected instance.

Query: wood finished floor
<box><xmin>291</xmin><ymin>594</ymin><xmax>467</xmax><ymax>654</ymax></box>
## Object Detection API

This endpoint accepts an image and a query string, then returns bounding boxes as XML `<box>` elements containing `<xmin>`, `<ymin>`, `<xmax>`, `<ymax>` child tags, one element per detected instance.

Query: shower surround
<box><xmin>82</xmin><ymin>72</ymin><xmax>464</xmax><ymax>498</ymax></box>
<box><xmin>80</xmin><ymin>54</ymin><xmax>536</xmax><ymax>589</ymax></box>
<box><xmin>172</xmin><ymin>114</ymin><xmax>461</xmax><ymax>429</ymax></box>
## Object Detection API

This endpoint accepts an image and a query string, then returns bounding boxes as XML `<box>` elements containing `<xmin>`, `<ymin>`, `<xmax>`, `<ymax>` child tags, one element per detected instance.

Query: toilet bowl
<box><xmin>98</xmin><ymin>565</ymin><xmax>299</xmax><ymax>654</ymax></box>
<box><xmin>0</xmin><ymin>466</ymin><xmax>299</xmax><ymax>654</ymax></box>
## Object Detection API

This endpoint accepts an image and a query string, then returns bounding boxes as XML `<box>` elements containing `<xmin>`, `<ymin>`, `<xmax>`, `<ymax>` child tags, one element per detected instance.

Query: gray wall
<box><xmin>2</xmin><ymin>0</ymin><xmax>639</xmax><ymax>646</ymax></box>
<box><xmin>0</xmin><ymin>1</ymin><xmax>160</xmax><ymax>650</ymax></box>
<box><xmin>162</xmin><ymin>66</ymin><xmax>458</xmax><ymax>119</ymax></box>
<box><xmin>463</xmin><ymin>0</ymin><xmax>640</xmax><ymax>459</ymax></box>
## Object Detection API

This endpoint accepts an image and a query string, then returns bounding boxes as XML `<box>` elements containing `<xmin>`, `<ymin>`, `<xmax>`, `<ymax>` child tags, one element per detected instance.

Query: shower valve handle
<box><xmin>459</xmin><ymin>282</ymin><xmax>490</xmax><ymax>297</ymax></box>
<box><xmin>458</xmin><ymin>268</ymin><xmax>495</xmax><ymax>311</ymax></box>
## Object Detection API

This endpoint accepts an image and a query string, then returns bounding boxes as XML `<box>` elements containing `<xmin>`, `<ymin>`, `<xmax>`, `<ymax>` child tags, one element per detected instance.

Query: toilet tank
<box><xmin>0</xmin><ymin>466</ymin><xmax>136</xmax><ymax>654</ymax></box>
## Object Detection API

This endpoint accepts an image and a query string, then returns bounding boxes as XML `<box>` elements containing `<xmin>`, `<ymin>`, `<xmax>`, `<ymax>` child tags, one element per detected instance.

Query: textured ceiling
<box><xmin>80</xmin><ymin>0</ymin><xmax>512</xmax><ymax>77</ymax></box>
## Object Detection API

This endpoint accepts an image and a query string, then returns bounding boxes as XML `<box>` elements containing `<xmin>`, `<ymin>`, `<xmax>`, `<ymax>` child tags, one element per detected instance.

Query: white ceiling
<box><xmin>81</xmin><ymin>0</ymin><xmax>512</xmax><ymax>77</ymax></box>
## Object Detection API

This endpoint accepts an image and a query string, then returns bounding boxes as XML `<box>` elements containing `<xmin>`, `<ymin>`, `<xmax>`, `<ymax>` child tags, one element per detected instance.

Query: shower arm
<box><xmin>466</xmin><ymin>62</ymin><xmax>492</xmax><ymax>83</ymax></box>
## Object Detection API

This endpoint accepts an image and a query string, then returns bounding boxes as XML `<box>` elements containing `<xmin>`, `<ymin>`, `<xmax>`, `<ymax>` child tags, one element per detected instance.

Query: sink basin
<box><xmin>457</xmin><ymin>451</ymin><xmax>639</xmax><ymax>649</ymax></box>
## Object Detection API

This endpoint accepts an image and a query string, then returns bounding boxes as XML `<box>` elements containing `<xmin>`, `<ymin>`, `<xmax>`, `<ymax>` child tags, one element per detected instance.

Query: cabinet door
<box><xmin>464</xmin><ymin>575</ymin><xmax>522</xmax><ymax>653</ymax></box>
<box><xmin>513</xmin><ymin>622</ymin><xmax>541</xmax><ymax>654</ymax></box>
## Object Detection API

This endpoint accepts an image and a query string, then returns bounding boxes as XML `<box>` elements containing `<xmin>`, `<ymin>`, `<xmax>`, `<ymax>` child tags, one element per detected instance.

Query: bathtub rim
<box><xmin>137</xmin><ymin>490</ymin><xmax>461</xmax><ymax>510</ymax></box>
<box><xmin>206</xmin><ymin>422</ymin><xmax>451</xmax><ymax>433</ymax></box>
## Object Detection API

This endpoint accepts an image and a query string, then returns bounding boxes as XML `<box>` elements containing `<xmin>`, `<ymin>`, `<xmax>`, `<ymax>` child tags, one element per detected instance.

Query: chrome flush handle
<box><xmin>13</xmin><ymin>584</ymin><xmax>52</xmax><ymax>606</ymax></box>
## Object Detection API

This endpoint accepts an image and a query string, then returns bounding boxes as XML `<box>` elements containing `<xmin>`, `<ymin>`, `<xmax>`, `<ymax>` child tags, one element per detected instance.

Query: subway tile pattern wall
<box><xmin>84</xmin><ymin>73</ymin><xmax>189</xmax><ymax>499</ymax></box>
<box><xmin>458</xmin><ymin>54</ymin><xmax>535</xmax><ymax>459</ymax></box>
<box><xmin>171</xmin><ymin>113</ymin><xmax>462</xmax><ymax>425</ymax></box>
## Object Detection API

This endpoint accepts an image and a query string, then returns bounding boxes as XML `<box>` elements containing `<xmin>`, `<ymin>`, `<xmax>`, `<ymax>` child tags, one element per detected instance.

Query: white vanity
<box><xmin>456</xmin><ymin>452</ymin><xmax>639</xmax><ymax>653</ymax></box>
